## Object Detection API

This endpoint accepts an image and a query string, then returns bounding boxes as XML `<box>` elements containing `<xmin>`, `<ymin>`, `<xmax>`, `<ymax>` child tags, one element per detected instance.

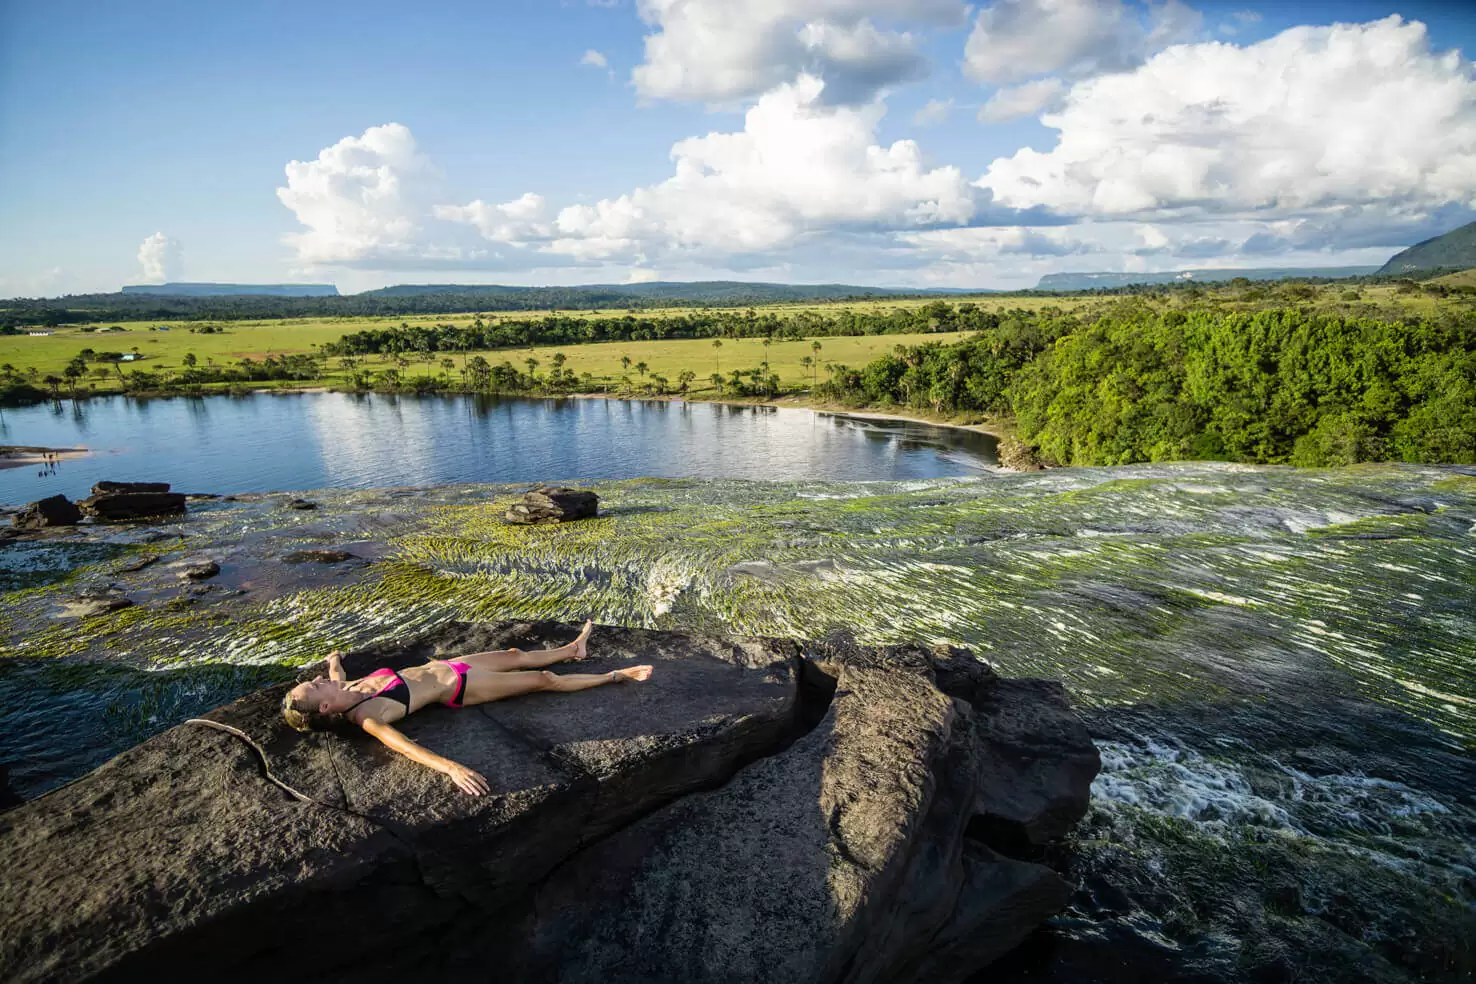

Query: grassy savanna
<box><xmin>0</xmin><ymin>318</ymin><xmax>971</xmax><ymax>396</ymax></box>
<box><xmin>2</xmin><ymin>280</ymin><xmax>1467</xmax><ymax>387</ymax></box>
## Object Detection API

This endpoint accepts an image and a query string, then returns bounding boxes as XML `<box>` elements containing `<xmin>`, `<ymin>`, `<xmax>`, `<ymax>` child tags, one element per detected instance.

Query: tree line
<box><xmin>321</xmin><ymin>302</ymin><xmax>1001</xmax><ymax>356</ymax></box>
<box><xmin>816</xmin><ymin>303</ymin><xmax>1476</xmax><ymax>466</ymax></box>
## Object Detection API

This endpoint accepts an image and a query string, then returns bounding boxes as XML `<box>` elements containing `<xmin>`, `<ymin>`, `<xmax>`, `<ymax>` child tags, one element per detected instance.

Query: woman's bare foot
<box><xmin>572</xmin><ymin>619</ymin><xmax>594</xmax><ymax>660</ymax></box>
<box><xmin>613</xmin><ymin>664</ymin><xmax>653</xmax><ymax>683</ymax></box>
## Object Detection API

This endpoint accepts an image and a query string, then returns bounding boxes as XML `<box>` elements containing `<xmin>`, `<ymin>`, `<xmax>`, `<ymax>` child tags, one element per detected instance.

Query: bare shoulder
<box><xmin>349</xmin><ymin>700</ymin><xmax>407</xmax><ymax>729</ymax></box>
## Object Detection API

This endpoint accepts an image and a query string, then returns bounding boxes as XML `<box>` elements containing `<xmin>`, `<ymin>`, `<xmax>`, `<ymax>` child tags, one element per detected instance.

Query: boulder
<box><xmin>284</xmin><ymin>498</ymin><xmax>318</xmax><ymax>511</ymax></box>
<box><xmin>91</xmin><ymin>481</ymin><xmax>171</xmax><ymax>495</ymax></box>
<box><xmin>968</xmin><ymin>678</ymin><xmax>1102</xmax><ymax>853</ymax></box>
<box><xmin>0</xmin><ymin>622</ymin><xmax>1099</xmax><ymax>984</ymax></box>
<box><xmin>281</xmin><ymin>549</ymin><xmax>358</xmax><ymax>564</ymax></box>
<box><xmin>505</xmin><ymin>485</ymin><xmax>600</xmax><ymax>525</ymax></box>
<box><xmin>176</xmin><ymin>559</ymin><xmax>220</xmax><ymax>581</ymax></box>
<box><xmin>10</xmin><ymin>494</ymin><xmax>82</xmax><ymax>529</ymax></box>
<box><xmin>56</xmin><ymin>595</ymin><xmax>134</xmax><ymax>618</ymax></box>
<box><xmin>78</xmin><ymin>489</ymin><xmax>187</xmax><ymax>522</ymax></box>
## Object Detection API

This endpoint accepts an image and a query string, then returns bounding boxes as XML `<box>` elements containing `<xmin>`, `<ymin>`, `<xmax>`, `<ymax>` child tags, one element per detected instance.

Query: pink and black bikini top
<box><xmin>349</xmin><ymin>667</ymin><xmax>412</xmax><ymax>714</ymax></box>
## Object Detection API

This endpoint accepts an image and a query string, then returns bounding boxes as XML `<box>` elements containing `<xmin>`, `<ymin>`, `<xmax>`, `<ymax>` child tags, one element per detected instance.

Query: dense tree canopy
<box><xmin>817</xmin><ymin>304</ymin><xmax>1476</xmax><ymax>467</ymax></box>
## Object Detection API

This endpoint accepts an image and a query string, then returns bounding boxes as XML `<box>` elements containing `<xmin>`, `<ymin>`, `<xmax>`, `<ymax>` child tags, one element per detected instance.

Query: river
<box><xmin>0</xmin><ymin>392</ymin><xmax>997</xmax><ymax>503</ymax></box>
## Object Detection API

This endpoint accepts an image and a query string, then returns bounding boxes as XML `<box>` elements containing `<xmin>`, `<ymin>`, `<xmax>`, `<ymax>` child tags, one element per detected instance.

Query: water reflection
<box><xmin>0</xmin><ymin>393</ymin><xmax>998</xmax><ymax>502</ymax></box>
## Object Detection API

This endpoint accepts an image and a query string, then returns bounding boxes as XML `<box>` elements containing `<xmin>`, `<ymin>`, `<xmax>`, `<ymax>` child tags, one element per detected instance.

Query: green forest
<box><xmin>817</xmin><ymin>303</ymin><xmax>1476</xmax><ymax>467</ymax></box>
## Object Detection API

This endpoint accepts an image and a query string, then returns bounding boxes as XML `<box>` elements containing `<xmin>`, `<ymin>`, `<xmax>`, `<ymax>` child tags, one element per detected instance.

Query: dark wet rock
<box><xmin>968</xmin><ymin>678</ymin><xmax>1101</xmax><ymax>854</ymax></box>
<box><xmin>284</xmin><ymin>497</ymin><xmax>318</xmax><ymax>511</ymax></box>
<box><xmin>11</xmin><ymin>494</ymin><xmax>82</xmax><ymax>529</ymax></box>
<box><xmin>78</xmin><ymin>490</ymin><xmax>187</xmax><ymax>522</ymax></box>
<box><xmin>505</xmin><ymin>485</ymin><xmax>599</xmax><ymax>524</ymax></box>
<box><xmin>176</xmin><ymin>559</ymin><xmax>220</xmax><ymax>581</ymax></box>
<box><xmin>111</xmin><ymin>554</ymin><xmax>159</xmax><ymax>575</ymax></box>
<box><xmin>57</xmin><ymin>595</ymin><xmax>134</xmax><ymax>618</ymax></box>
<box><xmin>281</xmin><ymin>548</ymin><xmax>359</xmax><ymax>564</ymax></box>
<box><xmin>0</xmin><ymin>621</ymin><xmax>1096</xmax><ymax>984</ymax></box>
<box><xmin>0</xmin><ymin>764</ymin><xmax>21</xmax><ymax>811</ymax></box>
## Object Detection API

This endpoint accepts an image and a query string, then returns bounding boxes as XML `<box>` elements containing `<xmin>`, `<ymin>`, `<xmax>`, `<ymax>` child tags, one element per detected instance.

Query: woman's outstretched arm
<box><xmin>359</xmin><ymin>717</ymin><xmax>490</xmax><ymax>796</ymax></box>
<box><xmin>325</xmin><ymin>650</ymin><xmax>347</xmax><ymax>683</ymax></box>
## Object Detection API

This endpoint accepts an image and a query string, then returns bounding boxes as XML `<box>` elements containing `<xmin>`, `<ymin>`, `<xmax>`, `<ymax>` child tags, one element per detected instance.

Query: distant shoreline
<box><xmin>0</xmin><ymin>445</ymin><xmax>89</xmax><ymax>471</ymax></box>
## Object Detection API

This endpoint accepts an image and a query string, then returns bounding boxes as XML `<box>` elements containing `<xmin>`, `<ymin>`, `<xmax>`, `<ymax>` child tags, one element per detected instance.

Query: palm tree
<box><xmin>621</xmin><ymin>355</ymin><xmax>632</xmax><ymax>374</ymax></box>
<box><xmin>800</xmin><ymin>355</ymin><xmax>814</xmax><ymax>389</ymax></box>
<box><xmin>711</xmin><ymin>338</ymin><xmax>723</xmax><ymax>373</ymax></box>
<box><xmin>635</xmin><ymin>361</ymin><xmax>649</xmax><ymax>378</ymax></box>
<box><xmin>811</xmin><ymin>340</ymin><xmax>823</xmax><ymax>363</ymax></box>
<box><xmin>677</xmin><ymin>369</ymin><xmax>695</xmax><ymax>394</ymax></box>
<box><xmin>709</xmin><ymin>372</ymin><xmax>724</xmax><ymax>394</ymax></box>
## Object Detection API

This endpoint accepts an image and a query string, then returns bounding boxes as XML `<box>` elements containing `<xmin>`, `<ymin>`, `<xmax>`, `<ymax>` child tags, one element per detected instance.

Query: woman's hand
<box><xmin>444</xmin><ymin>762</ymin><xmax>490</xmax><ymax>797</ymax></box>
<box><xmin>325</xmin><ymin>650</ymin><xmax>345</xmax><ymax>682</ymax></box>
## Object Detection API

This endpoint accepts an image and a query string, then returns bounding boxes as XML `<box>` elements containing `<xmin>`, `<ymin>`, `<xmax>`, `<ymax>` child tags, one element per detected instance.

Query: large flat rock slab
<box><xmin>480</xmin><ymin>657</ymin><xmax>1075</xmax><ymax>984</ymax></box>
<box><xmin>0</xmin><ymin>621</ymin><xmax>799</xmax><ymax>983</ymax></box>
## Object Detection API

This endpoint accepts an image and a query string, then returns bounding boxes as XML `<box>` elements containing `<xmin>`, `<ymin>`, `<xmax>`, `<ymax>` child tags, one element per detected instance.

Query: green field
<box><xmin>0</xmin><ymin>319</ymin><xmax>972</xmax><ymax>397</ymax></box>
<box><xmin>2</xmin><ymin>282</ymin><xmax>1467</xmax><ymax>399</ymax></box>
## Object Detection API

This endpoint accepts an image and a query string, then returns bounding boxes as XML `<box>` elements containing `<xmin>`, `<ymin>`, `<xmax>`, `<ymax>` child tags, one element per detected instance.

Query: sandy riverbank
<box><xmin>0</xmin><ymin>446</ymin><xmax>89</xmax><ymax>471</ymax></box>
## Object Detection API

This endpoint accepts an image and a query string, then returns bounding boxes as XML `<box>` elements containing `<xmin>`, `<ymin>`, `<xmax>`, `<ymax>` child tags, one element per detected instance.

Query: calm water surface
<box><xmin>0</xmin><ymin>393</ymin><xmax>997</xmax><ymax>502</ymax></box>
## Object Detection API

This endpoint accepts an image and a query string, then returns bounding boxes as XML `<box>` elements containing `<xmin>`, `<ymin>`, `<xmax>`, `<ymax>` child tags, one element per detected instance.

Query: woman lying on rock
<box><xmin>280</xmin><ymin>621</ymin><xmax>652</xmax><ymax>796</ymax></box>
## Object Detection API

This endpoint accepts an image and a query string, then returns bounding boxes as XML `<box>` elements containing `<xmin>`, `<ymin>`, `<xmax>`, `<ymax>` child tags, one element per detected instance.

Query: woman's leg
<box><xmin>457</xmin><ymin>620</ymin><xmax>593</xmax><ymax>673</ymax></box>
<box><xmin>458</xmin><ymin>663</ymin><xmax>653</xmax><ymax>706</ymax></box>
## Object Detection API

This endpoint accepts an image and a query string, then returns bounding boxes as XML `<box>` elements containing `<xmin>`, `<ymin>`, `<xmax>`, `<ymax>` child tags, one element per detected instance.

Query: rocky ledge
<box><xmin>0</xmin><ymin>621</ymin><xmax>1097</xmax><ymax>984</ymax></box>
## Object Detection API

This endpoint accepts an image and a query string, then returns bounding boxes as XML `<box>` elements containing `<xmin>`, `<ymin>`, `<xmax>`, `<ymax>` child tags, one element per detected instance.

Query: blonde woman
<box><xmin>281</xmin><ymin>621</ymin><xmax>652</xmax><ymax>795</ymax></box>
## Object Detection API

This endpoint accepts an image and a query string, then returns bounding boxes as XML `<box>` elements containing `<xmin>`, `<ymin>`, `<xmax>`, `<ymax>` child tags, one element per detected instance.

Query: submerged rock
<box><xmin>281</xmin><ymin>548</ymin><xmax>358</xmax><ymax>564</ymax></box>
<box><xmin>10</xmin><ymin>494</ymin><xmax>82</xmax><ymax>529</ymax></box>
<box><xmin>505</xmin><ymin>485</ymin><xmax>600</xmax><ymax>524</ymax></box>
<box><xmin>0</xmin><ymin>620</ymin><xmax>1096</xmax><ymax>984</ymax></box>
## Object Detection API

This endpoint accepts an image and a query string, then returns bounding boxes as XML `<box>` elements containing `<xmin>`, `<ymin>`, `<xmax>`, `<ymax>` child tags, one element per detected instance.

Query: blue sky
<box><xmin>2</xmin><ymin>0</ymin><xmax>1473</xmax><ymax>295</ymax></box>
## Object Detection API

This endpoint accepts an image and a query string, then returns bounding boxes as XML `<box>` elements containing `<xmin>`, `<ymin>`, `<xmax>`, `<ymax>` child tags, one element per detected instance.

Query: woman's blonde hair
<box><xmin>280</xmin><ymin>692</ymin><xmax>336</xmax><ymax>732</ymax></box>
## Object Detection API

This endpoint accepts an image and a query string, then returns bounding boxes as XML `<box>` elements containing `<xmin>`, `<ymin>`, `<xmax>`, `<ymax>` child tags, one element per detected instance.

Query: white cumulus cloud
<box><xmin>978</xmin><ymin>78</ymin><xmax>1064</xmax><ymax>121</ymax></box>
<box><xmin>632</xmin><ymin>0</ymin><xmax>967</xmax><ymax>105</ymax></box>
<box><xmin>432</xmin><ymin>193</ymin><xmax>554</xmax><ymax>242</ymax></box>
<box><xmin>137</xmin><ymin>232</ymin><xmax>182</xmax><ymax>282</ymax></box>
<box><xmin>979</xmin><ymin>16</ymin><xmax>1476</xmax><ymax>217</ymax></box>
<box><xmin>276</xmin><ymin>123</ymin><xmax>441</xmax><ymax>266</ymax></box>
<box><xmin>964</xmin><ymin>0</ymin><xmax>1200</xmax><ymax>85</ymax></box>
<box><xmin>581</xmin><ymin>49</ymin><xmax>608</xmax><ymax>68</ymax></box>
<box><xmin>439</xmin><ymin>74</ymin><xmax>977</xmax><ymax>264</ymax></box>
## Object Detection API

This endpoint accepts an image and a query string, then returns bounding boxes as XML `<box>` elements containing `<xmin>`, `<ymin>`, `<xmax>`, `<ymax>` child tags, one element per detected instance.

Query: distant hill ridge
<box><xmin>121</xmin><ymin>283</ymin><xmax>339</xmax><ymax>297</ymax></box>
<box><xmin>363</xmin><ymin>281</ymin><xmax>978</xmax><ymax>302</ymax></box>
<box><xmin>1033</xmin><ymin>266</ymin><xmax>1381</xmax><ymax>291</ymax></box>
<box><xmin>1378</xmin><ymin>220</ymin><xmax>1476</xmax><ymax>275</ymax></box>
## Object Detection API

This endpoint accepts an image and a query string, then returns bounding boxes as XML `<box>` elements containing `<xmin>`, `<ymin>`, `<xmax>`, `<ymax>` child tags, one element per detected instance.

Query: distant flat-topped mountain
<box><xmin>1377</xmin><ymin>220</ymin><xmax>1476</xmax><ymax>275</ymax></box>
<box><xmin>363</xmin><ymin>281</ymin><xmax>980</xmax><ymax>303</ymax></box>
<box><xmin>1034</xmin><ymin>267</ymin><xmax>1380</xmax><ymax>291</ymax></box>
<box><xmin>120</xmin><ymin>283</ymin><xmax>339</xmax><ymax>297</ymax></box>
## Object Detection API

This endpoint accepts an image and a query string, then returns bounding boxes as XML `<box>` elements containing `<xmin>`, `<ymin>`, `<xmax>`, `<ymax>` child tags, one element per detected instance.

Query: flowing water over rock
<box><xmin>2</xmin><ymin>462</ymin><xmax>1473</xmax><ymax>981</ymax></box>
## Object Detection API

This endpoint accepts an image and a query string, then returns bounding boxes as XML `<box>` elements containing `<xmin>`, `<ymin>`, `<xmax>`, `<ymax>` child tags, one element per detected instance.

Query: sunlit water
<box><xmin>0</xmin><ymin>393</ymin><xmax>997</xmax><ymax>503</ymax></box>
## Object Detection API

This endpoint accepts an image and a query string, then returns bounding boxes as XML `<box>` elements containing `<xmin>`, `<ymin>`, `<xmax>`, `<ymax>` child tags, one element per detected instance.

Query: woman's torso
<box><xmin>346</xmin><ymin>661</ymin><xmax>458</xmax><ymax>723</ymax></box>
